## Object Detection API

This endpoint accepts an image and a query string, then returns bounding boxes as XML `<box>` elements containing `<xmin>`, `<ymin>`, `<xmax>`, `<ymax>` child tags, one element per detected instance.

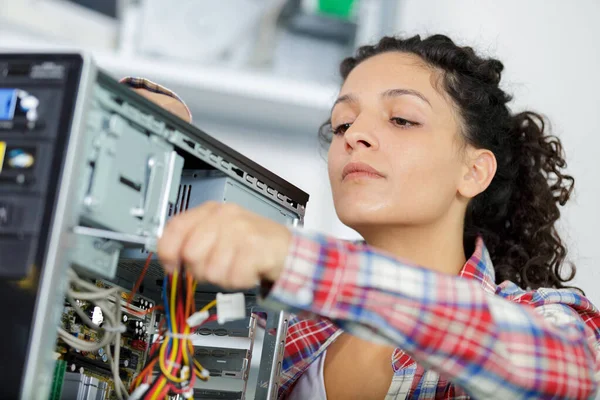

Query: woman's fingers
<box><xmin>157</xmin><ymin>201</ymin><xmax>220</xmax><ymax>272</ymax></box>
<box><xmin>157</xmin><ymin>201</ymin><xmax>291</xmax><ymax>288</ymax></box>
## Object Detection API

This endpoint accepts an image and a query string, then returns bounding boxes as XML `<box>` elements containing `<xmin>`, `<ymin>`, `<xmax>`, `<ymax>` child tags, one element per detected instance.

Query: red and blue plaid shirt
<box><xmin>264</xmin><ymin>230</ymin><xmax>600</xmax><ymax>399</ymax></box>
<box><xmin>122</xmin><ymin>78</ymin><xmax>600</xmax><ymax>399</ymax></box>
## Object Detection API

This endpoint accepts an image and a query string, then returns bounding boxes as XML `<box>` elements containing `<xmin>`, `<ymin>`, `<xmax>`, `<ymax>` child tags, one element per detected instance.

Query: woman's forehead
<box><xmin>339</xmin><ymin>53</ymin><xmax>445</xmax><ymax>104</ymax></box>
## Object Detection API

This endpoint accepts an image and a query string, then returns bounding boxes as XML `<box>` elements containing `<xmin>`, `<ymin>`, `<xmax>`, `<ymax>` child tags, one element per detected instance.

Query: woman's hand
<box><xmin>156</xmin><ymin>202</ymin><xmax>292</xmax><ymax>289</ymax></box>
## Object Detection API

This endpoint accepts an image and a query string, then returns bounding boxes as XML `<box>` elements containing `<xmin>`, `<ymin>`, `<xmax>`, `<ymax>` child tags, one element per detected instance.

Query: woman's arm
<box><xmin>263</xmin><ymin>229</ymin><xmax>600</xmax><ymax>399</ymax></box>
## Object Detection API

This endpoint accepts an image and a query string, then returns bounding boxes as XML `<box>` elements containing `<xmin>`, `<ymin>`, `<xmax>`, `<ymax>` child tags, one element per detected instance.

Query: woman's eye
<box><xmin>390</xmin><ymin>117</ymin><xmax>419</xmax><ymax>128</ymax></box>
<box><xmin>332</xmin><ymin>123</ymin><xmax>352</xmax><ymax>135</ymax></box>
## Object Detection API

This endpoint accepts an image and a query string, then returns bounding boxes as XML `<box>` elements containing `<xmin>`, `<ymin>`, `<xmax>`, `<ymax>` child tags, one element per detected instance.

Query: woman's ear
<box><xmin>458</xmin><ymin>149</ymin><xmax>497</xmax><ymax>199</ymax></box>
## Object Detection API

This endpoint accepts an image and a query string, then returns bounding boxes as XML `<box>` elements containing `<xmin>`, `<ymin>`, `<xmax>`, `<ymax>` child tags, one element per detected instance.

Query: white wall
<box><xmin>393</xmin><ymin>0</ymin><xmax>600</xmax><ymax>306</ymax></box>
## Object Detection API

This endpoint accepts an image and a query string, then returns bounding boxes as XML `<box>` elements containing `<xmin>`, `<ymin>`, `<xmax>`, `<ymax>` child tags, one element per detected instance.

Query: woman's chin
<box><xmin>336</xmin><ymin>206</ymin><xmax>390</xmax><ymax>229</ymax></box>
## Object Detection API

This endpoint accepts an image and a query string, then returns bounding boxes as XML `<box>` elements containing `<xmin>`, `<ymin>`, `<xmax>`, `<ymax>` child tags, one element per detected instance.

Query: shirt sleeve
<box><xmin>119</xmin><ymin>77</ymin><xmax>192</xmax><ymax>122</ymax></box>
<box><xmin>263</xmin><ymin>229</ymin><xmax>600</xmax><ymax>399</ymax></box>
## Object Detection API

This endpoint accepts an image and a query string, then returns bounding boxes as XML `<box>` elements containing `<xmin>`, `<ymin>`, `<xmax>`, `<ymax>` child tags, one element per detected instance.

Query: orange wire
<box><xmin>129</xmin><ymin>304</ymin><xmax>163</xmax><ymax>317</ymax></box>
<box><xmin>130</xmin><ymin>357</ymin><xmax>158</xmax><ymax>392</ymax></box>
<box><xmin>126</xmin><ymin>252</ymin><xmax>153</xmax><ymax>311</ymax></box>
<box><xmin>126</xmin><ymin>253</ymin><xmax>160</xmax><ymax>395</ymax></box>
<box><xmin>130</xmin><ymin>263</ymin><xmax>200</xmax><ymax>396</ymax></box>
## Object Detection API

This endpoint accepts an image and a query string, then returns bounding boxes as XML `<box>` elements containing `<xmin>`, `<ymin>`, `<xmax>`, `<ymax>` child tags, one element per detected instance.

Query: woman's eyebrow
<box><xmin>333</xmin><ymin>93</ymin><xmax>358</xmax><ymax>108</ymax></box>
<box><xmin>332</xmin><ymin>89</ymin><xmax>432</xmax><ymax>110</ymax></box>
<box><xmin>382</xmin><ymin>88</ymin><xmax>432</xmax><ymax>108</ymax></box>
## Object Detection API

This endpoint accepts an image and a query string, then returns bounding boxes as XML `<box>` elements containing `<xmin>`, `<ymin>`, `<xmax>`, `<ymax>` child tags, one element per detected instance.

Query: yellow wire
<box><xmin>150</xmin><ymin>377</ymin><xmax>166</xmax><ymax>400</ymax></box>
<box><xmin>170</xmin><ymin>269</ymin><xmax>178</xmax><ymax>335</ymax></box>
<box><xmin>188</xmin><ymin>340</ymin><xmax>206</xmax><ymax>376</ymax></box>
<box><xmin>194</xmin><ymin>360</ymin><xmax>209</xmax><ymax>380</ymax></box>
<box><xmin>180</xmin><ymin>276</ymin><xmax>199</xmax><ymax>379</ymax></box>
<box><xmin>181</xmin><ymin>324</ymin><xmax>191</xmax><ymax>373</ymax></box>
<box><xmin>158</xmin><ymin>340</ymin><xmax>184</xmax><ymax>382</ymax></box>
<box><xmin>168</xmin><ymin>269</ymin><xmax>179</xmax><ymax>375</ymax></box>
<box><xmin>158</xmin><ymin>270</ymin><xmax>186</xmax><ymax>383</ymax></box>
<box><xmin>200</xmin><ymin>299</ymin><xmax>217</xmax><ymax>313</ymax></box>
<box><xmin>156</xmin><ymin>274</ymin><xmax>215</xmax><ymax>389</ymax></box>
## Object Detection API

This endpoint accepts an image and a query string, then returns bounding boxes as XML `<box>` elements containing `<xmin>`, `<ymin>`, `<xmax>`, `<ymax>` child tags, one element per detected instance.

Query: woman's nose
<box><xmin>344</xmin><ymin>121</ymin><xmax>379</xmax><ymax>152</ymax></box>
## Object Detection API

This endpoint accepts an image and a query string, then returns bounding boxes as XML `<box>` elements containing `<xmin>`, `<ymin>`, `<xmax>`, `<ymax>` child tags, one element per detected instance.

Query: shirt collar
<box><xmin>458</xmin><ymin>236</ymin><xmax>497</xmax><ymax>294</ymax></box>
<box><xmin>390</xmin><ymin>238</ymin><xmax>498</xmax><ymax>373</ymax></box>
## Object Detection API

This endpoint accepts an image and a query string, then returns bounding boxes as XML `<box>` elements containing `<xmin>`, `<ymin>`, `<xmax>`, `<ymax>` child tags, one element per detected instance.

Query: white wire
<box><xmin>61</xmin><ymin>268</ymin><xmax>129</xmax><ymax>399</ymax></box>
<box><xmin>66</xmin><ymin>293</ymin><xmax>96</xmax><ymax>327</ymax></box>
<box><xmin>68</xmin><ymin>288</ymin><xmax>119</xmax><ymax>300</ymax></box>
<box><xmin>58</xmin><ymin>328</ymin><xmax>110</xmax><ymax>352</ymax></box>
<box><xmin>61</xmin><ymin>295</ymin><xmax>115</xmax><ymax>351</ymax></box>
<box><xmin>163</xmin><ymin>332</ymin><xmax>195</xmax><ymax>340</ymax></box>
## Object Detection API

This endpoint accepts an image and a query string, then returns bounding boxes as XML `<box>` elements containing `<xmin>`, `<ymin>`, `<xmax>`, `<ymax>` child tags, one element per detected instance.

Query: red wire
<box><xmin>191</xmin><ymin>314</ymin><xmax>217</xmax><ymax>328</ymax></box>
<box><xmin>149</xmin><ymin>318</ymin><xmax>165</xmax><ymax>356</ymax></box>
<box><xmin>157</xmin><ymin>383</ymin><xmax>170</xmax><ymax>399</ymax></box>
<box><xmin>168</xmin><ymin>372</ymin><xmax>196</xmax><ymax>395</ymax></box>
<box><xmin>141</xmin><ymin>264</ymin><xmax>209</xmax><ymax>398</ymax></box>
<box><xmin>142</xmin><ymin>377</ymin><xmax>163</xmax><ymax>400</ymax></box>
<box><xmin>177</xmin><ymin>296</ymin><xmax>184</xmax><ymax>329</ymax></box>
<box><xmin>127</xmin><ymin>252</ymin><xmax>153</xmax><ymax>309</ymax></box>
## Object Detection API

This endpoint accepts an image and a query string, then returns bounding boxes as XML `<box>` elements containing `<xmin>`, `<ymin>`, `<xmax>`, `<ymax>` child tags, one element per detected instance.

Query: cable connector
<box><xmin>128</xmin><ymin>383</ymin><xmax>150</xmax><ymax>400</ymax></box>
<box><xmin>181</xmin><ymin>366</ymin><xmax>190</xmax><ymax>380</ymax></box>
<box><xmin>186</xmin><ymin>310</ymin><xmax>210</xmax><ymax>327</ymax></box>
<box><xmin>183</xmin><ymin>387</ymin><xmax>195</xmax><ymax>399</ymax></box>
<box><xmin>216</xmin><ymin>292</ymin><xmax>246</xmax><ymax>325</ymax></box>
<box><xmin>199</xmin><ymin>368</ymin><xmax>210</xmax><ymax>379</ymax></box>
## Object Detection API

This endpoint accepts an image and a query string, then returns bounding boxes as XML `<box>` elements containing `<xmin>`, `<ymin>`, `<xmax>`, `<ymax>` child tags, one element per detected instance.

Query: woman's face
<box><xmin>328</xmin><ymin>52</ymin><xmax>466</xmax><ymax>231</ymax></box>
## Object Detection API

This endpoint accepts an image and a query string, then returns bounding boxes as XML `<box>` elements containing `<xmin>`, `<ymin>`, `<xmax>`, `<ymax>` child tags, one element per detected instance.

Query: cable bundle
<box><xmin>129</xmin><ymin>266</ymin><xmax>216</xmax><ymax>400</ymax></box>
<box><xmin>58</xmin><ymin>268</ymin><xmax>130</xmax><ymax>399</ymax></box>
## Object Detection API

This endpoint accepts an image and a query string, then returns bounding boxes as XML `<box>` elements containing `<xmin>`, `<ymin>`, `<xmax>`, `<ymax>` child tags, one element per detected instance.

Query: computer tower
<box><xmin>0</xmin><ymin>53</ymin><xmax>308</xmax><ymax>399</ymax></box>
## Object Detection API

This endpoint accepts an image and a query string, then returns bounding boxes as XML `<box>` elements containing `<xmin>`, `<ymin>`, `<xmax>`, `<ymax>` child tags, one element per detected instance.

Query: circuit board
<box><xmin>51</xmin><ymin>281</ymin><xmax>156</xmax><ymax>400</ymax></box>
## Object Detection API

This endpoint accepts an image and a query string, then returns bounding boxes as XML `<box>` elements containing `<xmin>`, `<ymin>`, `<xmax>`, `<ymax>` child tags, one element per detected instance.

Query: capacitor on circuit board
<box><xmin>126</xmin><ymin>321</ymin><xmax>137</xmax><ymax>335</ymax></box>
<box><xmin>69</xmin><ymin>363</ymin><xmax>84</xmax><ymax>374</ymax></box>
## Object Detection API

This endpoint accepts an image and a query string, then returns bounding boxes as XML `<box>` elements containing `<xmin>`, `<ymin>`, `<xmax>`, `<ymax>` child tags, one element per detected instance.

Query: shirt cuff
<box><xmin>119</xmin><ymin>76</ymin><xmax>193</xmax><ymax>123</ymax></box>
<box><xmin>261</xmin><ymin>228</ymin><xmax>335</xmax><ymax>318</ymax></box>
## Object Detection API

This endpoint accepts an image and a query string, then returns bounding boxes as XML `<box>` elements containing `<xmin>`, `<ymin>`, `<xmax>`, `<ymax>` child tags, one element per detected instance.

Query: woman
<box><xmin>128</xmin><ymin>35</ymin><xmax>600</xmax><ymax>399</ymax></box>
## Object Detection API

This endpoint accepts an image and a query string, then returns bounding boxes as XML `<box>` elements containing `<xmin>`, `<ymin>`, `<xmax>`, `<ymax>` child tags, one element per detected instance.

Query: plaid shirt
<box><xmin>122</xmin><ymin>79</ymin><xmax>600</xmax><ymax>399</ymax></box>
<box><xmin>264</xmin><ymin>230</ymin><xmax>600</xmax><ymax>399</ymax></box>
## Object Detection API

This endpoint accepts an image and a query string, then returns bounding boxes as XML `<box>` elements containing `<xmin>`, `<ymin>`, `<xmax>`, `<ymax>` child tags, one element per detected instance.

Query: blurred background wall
<box><xmin>1</xmin><ymin>0</ymin><xmax>598</xmax><ymax>306</ymax></box>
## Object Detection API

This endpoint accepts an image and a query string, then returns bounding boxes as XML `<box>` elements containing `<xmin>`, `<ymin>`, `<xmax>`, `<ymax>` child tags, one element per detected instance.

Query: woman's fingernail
<box><xmin>164</xmin><ymin>264</ymin><xmax>176</xmax><ymax>274</ymax></box>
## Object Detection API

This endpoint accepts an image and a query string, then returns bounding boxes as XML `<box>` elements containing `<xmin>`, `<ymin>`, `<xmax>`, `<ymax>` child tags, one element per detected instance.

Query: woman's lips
<box><xmin>342</xmin><ymin>162</ymin><xmax>385</xmax><ymax>181</ymax></box>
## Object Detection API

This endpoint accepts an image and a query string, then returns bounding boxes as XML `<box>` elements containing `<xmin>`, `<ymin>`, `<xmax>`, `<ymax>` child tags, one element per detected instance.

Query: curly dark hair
<box><xmin>319</xmin><ymin>34</ymin><xmax>577</xmax><ymax>291</ymax></box>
